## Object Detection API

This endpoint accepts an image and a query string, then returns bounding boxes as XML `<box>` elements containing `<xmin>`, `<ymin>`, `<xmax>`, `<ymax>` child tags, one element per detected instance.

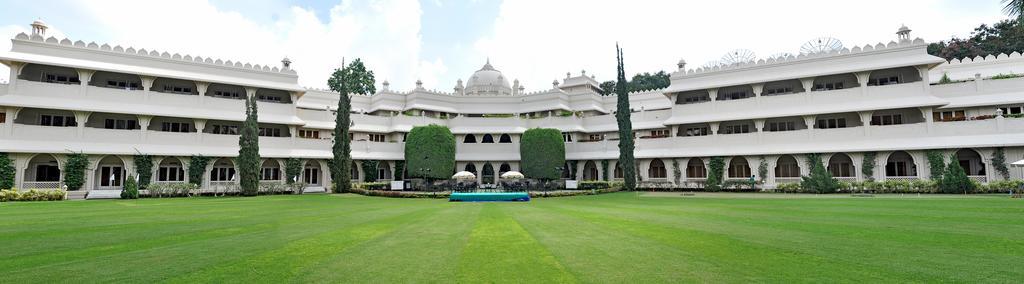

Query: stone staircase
<box><xmin>85</xmin><ymin>190</ymin><xmax>122</xmax><ymax>200</ymax></box>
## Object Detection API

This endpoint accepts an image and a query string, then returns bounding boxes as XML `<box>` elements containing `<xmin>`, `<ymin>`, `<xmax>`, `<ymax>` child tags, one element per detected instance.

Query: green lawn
<box><xmin>1</xmin><ymin>192</ymin><xmax>1022</xmax><ymax>283</ymax></box>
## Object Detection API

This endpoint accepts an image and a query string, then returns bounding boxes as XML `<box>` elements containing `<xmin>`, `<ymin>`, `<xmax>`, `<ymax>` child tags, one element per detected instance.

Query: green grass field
<box><xmin>1</xmin><ymin>192</ymin><xmax>1022</xmax><ymax>283</ymax></box>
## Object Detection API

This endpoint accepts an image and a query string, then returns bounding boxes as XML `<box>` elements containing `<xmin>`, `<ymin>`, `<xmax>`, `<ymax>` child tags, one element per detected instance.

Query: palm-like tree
<box><xmin>1004</xmin><ymin>0</ymin><xmax>1024</xmax><ymax>22</ymax></box>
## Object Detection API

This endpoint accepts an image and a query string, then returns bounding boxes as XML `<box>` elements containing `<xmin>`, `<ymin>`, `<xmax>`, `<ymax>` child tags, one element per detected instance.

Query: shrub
<box><xmin>940</xmin><ymin>158</ymin><xmax>975</xmax><ymax>194</ymax></box>
<box><xmin>0</xmin><ymin>153</ymin><xmax>15</xmax><ymax>189</ymax></box>
<box><xmin>721</xmin><ymin>179</ymin><xmax>758</xmax><ymax>192</ymax></box>
<box><xmin>980</xmin><ymin>179</ymin><xmax>1023</xmax><ymax>193</ymax></box>
<box><xmin>285</xmin><ymin>158</ymin><xmax>302</xmax><ymax>184</ymax></box>
<box><xmin>520</xmin><ymin>128</ymin><xmax>565</xmax><ymax>180</ymax></box>
<box><xmin>757</xmin><ymin>157</ymin><xmax>768</xmax><ymax>184</ymax></box>
<box><xmin>63</xmin><ymin>153</ymin><xmax>88</xmax><ymax>191</ymax></box>
<box><xmin>404</xmin><ymin>125</ymin><xmax>456</xmax><ymax>180</ymax></box>
<box><xmin>120</xmin><ymin>177</ymin><xmax>139</xmax><ymax>199</ymax></box>
<box><xmin>353</xmin><ymin>182</ymin><xmax>391</xmax><ymax>191</ymax></box>
<box><xmin>133</xmin><ymin>154</ymin><xmax>153</xmax><ymax>189</ymax></box>
<box><xmin>801</xmin><ymin>153</ymin><xmax>839</xmax><ymax>193</ymax></box>
<box><xmin>394</xmin><ymin>160</ymin><xmax>405</xmax><ymax>180</ymax></box>
<box><xmin>1</xmin><ymin>189</ymin><xmax>66</xmax><ymax>202</ymax></box>
<box><xmin>146</xmin><ymin>182</ymin><xmax>199</xmax><ymax>198</ymax></box>
<box><xmin>775</xmin><ymin>183</ymin><xmax>804</xmax><ymax>193</ymax></box>
<box><xmin>706</xmin><ymin>157</ymin><xmax>725</xmax><ymax>191</ymax></box>
<box><xmin>360</xmin><ymin>160</ymin><xmax>379</xmax><ymax>182</ymax></box>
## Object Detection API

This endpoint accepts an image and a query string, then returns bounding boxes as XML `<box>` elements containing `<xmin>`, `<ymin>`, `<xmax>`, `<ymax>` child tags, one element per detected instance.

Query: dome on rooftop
<box><xmin>465</xmin><ymin>59</ymin><xmax>512</xmax><ymax>96</ymax></box>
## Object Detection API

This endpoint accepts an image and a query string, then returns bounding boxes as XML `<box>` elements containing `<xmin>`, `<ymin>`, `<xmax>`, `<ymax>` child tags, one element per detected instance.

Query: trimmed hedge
<box><xmin>405</xmin><ymin>125</ymin><xmax>456</xmax><ymax>180</ymax></box>
<box><xmin>63</xmin><ymin>153</ymin><xmax>88</xmax><ymax>191</ymax></box>
<box><xmin>1</xmin><ymin>189</ymin><xmax>66</xmax><ymax>202</ymax></box>
<box><xmin>520</xmin><ymin>128</ymin><xmax>565</xmax><ymax>180</ymax></box>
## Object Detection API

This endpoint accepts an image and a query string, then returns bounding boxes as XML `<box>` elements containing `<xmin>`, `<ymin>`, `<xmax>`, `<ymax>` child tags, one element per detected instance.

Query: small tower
<box><xmin>896</xmin><ymin>24</ymin><xmax>912</xmax><ymax>41</ymax></box>
<box><xmin>281</xmin><ymin>57</ymin><xmax>292</xmax><ymax>69</ymax></box>
<box><xmin>31</xmin><ymin>19</ymin><xmax>48</xmax><ymax>36</ymax></box>
<box><xmin>382</xmin><ymin>80</ymin><xmax>390</xmax><ymax>91</ymax></box>
<box><xmin>512</xmin><ymin>79</ymin><xmax>520</xmax><ymax>95</ymax></box>
<box><xmin>552</xmin><ymin>79</ymin><xmax>559</xmax><ymax>89</ymax></box>
<box><xmin>677</xmin><ymin>59</ymin><xmax>687</xmax><ymax>71</ymax></box>
<box><xmin>454</xmin><ymin>79</ymin><xmax>464</xmax><ymax>95</ymax></box>
<box><xmin>415</xmin><ymin>79</ymin><xmax>423</xmax><ymax>90</ymax></box>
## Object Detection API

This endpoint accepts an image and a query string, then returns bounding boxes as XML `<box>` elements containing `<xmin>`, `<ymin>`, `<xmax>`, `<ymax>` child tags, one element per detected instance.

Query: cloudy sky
<box><xmin>0</xmin><ymin>0</ymin><xmax>1010</xmax><ymax>91</ymax></box>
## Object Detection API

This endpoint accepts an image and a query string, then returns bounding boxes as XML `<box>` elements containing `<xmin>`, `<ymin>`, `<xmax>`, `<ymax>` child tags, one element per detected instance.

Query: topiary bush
<box><xmin>0</xmin><ymin>153</ymin><xmax>15</xmax><ymax>189</ymax></box>
<box><xmin>361</xmin><ymin>160</ymin><xmax>379</xmax><ymax>182</ymax></box>
<box><xmin>120</xmin><ymin>176</ymin><xmax>139</xmax><ymax>199</ymax></box>
<box><xmin>940</xmin><ymin>157</ymin><xmax>975</xmax><ymax>194</ymax></box>
<box><xmin>800</xmin><ymin>153</ymin><xmax>839</xmax><ymax>193</ymax></box>
<box><xmin>520</xmin><ymin>128</ymin><xmax>565</xmax><ymax>180</ymax></box>
<box><xmin>63</xmin><ymin>153</ymin><xmax>88</xmax><ymax>191</ymax></box>
<box><xmin>706</xmin><ymin>157</ymin><xmax>725</xmax><ymax>191</ymax></box>
<box><xmin>404</xmin><ymin>124</ymin><xmax>456</xmax><ymax>180</ymax></box>
<box><xmin>133</xmin><ymin>154</ymin><xmax>152</xmax><ymax>189</ymax></box>
<box><xmin>925</xmin><ymin>150</ymin><xmax>946</xmax><ymax>181</ymax></box>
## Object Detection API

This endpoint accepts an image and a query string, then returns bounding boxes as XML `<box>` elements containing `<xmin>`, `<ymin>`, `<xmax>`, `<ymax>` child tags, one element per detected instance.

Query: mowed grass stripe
<box><xmin>505</xmin><ymin>202</ymin><xmax>734</xmax><ymax>283</ymax></box>
<box><xmin>454</xmin><ymin>203</ymin><xmax>576</xmax><ymax>283</ymax></box>
<box><xmin>165</xmin><ymin>201</ymin><xmax>438</xmax><ymax>283</ymax></box>
<box><xmin>301</xmin><ymin>203</ymin><xmax>482</xmax><ymax>282</ymax></box>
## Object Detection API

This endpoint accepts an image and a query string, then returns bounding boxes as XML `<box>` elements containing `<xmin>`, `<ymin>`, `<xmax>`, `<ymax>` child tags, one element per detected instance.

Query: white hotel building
<box><xmin>1</xmin><ymin>21</ymin><xmax>1023</xmax><ymax>197</ymax></box>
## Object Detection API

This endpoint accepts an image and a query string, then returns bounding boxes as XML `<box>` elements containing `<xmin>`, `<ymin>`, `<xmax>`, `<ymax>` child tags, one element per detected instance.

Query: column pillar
<box><xmin>73</xmin><ymin>111</ymin><xmax>91</xmax><ymax>138</ymax></box>
<box><xmin>919</xmin><ymin>107</ymin><xmax>934</xmax><ymax>133</ymax></box>
<box><xmin>7</xmin><ymin>62</ymin><xmax>23</xmax><ymax>91</ymax></box>
<box><xmin>800</xmin><ymin>78</ymin><xmax>815</xmax><ymax>93</ymax></box>
<box><xmin>709</xmin><ymin>122</ymin><xmax>720</xmax><ymax>136</ymax></box>
<box><xmin>855</xmin><ymin>71</ymin><xmax>870</xmax><ymax>96</ymax></box>
<box><xmin>475</xmin><ymin>162</ymin><xmax>483</xmax><ymax>185</ymax></box>
<box><xmin>858</xmin><ymin>111</ymin><xmax>873</xmax><ymax>136</ymax></box>
<box><xmin>916</xmin><ymin>66</ymin><xmax>931</xmax><ymax>93</ymax></box>
<box><xmin>195</xmin><ymin>81</ymin><xmax>209</xmax><ymax>104</ymax></box>
<box><xmin>574</xmin><ymin>160</ymin><xmax>584</xmax><ymax>182</ymax></box>
<box><xmin>802</xmin><ymin>115</ymin><xmax>815</xmax><ymax>140</ymax></box>
<box><xmin>138</xmin><ymin>115</ymin><xmax>152</xmax><ymax>140</ymax></box>
<box><xmin>141</xmin><ymin>76</ymin><xmax>155</xmax><ymax>101</ymax></box>
<box><xmin>194</xmin><ymin>119</ymin><xmax>207</xmax><ymax>142</ymax></box>
<box><xmin>76</xmin><ymin>69</ymin><xmax>94</xmax><ymax>96</ymax></box>
<box><xmin>752</xmin><ymin>83</ymin><xmax>764</xmax><ymax>107</ymax></box>
<box><xmin>13</xmin><ymin>154</ymin><xmax>26</xmax><ymax>190</ymax></box>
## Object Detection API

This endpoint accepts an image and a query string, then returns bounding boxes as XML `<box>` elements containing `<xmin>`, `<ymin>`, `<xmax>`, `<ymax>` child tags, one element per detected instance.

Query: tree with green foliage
<box><xmin>63</xmin><ymin>153</ymin><xmax>88</xmax><ymax>191</ymax></box>
<box><xmin>862</xmin><ymin>152</ymin><xmax>877</xmax><ymax>181</ymax></box>
<box><xmin>133</xmin><ymin>154</ymin><xmax>152</xmax><ymax>189</ymax></box>
<box><xmin>0</xmin><ymin>153</ymin><xmax>15</xmax><ymax>189</ymax></box>
<box><xmin>758</xmin><ymin>156</ymin><xmax>768</xmax><ymax>184</ymax></box>
<box><xmin>237</xmin><ymin>94</ymin><xmax>261</xmax><ymax>196</ymax></box>
<box><xmin>706</xmin><ymin>157</ymin><xmax>725</xmax><ymax>191</ymax></box>
<box><xmin>285</xmin><ymin>158</ymin><xmax>302</xmax><ymax>184</ymax></box>
<box><xmin>597</xmin><ymin>71</ymin><xmax>671</xmax><ymax>95</ymax></box>
<box><xmin>1003</xmin><ymin>0</ymin><xmax>1024</xmax><ymax>23</ymax></box>
<box><xmin>928</xmin><ymin>19</ymin><xmax>1024</xmax><ymax>60</ymax></box>
<box><xmin>614</xmin><ymin>44</ymin><xmax>637</xmax><ymax>190</ymax></box>
<box><xmin>188</xmin><ymin>155</ymin><xmax>211</xmax><ymax>186</ymax></box>
<box><xmin>940</xmin><ymin>156</ymin><xmax>975</xmax><ymax>194</ymax></box>
<box><xmin>601</xmin><ymin>160</ymin><xmax>610</xmax><ymax>181</ymax></box>
<box><xmin>394</xmin><ymin>160</ymin><xmax>405</xmax><ymax>181</ymax></box>
<box><xmin>926</xmin><ymin>150</ymin><xmax>947</xmax><ymax>182</ymax></box>
<box><xmin>405</xmin><ymin>124</ymin><xmax>456</xmax><ymax>180</ymax></box>
<box><xmin>120</xmin><ymin>176</ymin><xmax>139</xmax><ymax>199</ymax></box>
<box><xmin>327</xmin><ymin>58</ymin><xmax>376</xmax><ymax>193</ymax></box>
<box><xmin>801</xmin><ymin>153</ymin><xmax>840</xmax><ymax>194</ymax></box>
<box><xmin>361</xmin><ymin>160</ymin><xmax>379</xmax><ymax>182</ymax></box>
<box><xmin>992</xmin><ymin>147</ymin><xmax>1010</xmax><ymax>180</ymax></box>
<box><xmin>520</xmin><ymin>128</ymin><xmax>566</xmax><ymax>180</ymax></box>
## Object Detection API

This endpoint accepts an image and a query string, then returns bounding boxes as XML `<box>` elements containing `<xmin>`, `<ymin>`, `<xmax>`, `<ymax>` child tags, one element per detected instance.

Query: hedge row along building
<box><xmin>1</xmin><ymin>21</ymin><xmax>1022</xmax><ymax>197</ymax></box>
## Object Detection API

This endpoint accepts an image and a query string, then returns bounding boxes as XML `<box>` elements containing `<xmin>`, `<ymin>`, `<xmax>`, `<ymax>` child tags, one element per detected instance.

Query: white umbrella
<box><xmin>1012</xmin><ymin>159</ymin><xmax>1024</xmax><ymax>167</ymax></box>
<box><xmin>452</xmin><ymin>171</ymin><xmax>476</xmax><ymax>180</ymax></box>
<box><xmin>500</xmin><ymin>171</ymin><xmax>524</xmax><ymax>179</ymax></box>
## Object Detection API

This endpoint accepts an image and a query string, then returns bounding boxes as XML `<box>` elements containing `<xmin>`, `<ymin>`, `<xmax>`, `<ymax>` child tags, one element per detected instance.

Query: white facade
<box><xmin>2</xmin><ymin>23</ymin><xmax>1023</xmax><ymax>194</ymax></box>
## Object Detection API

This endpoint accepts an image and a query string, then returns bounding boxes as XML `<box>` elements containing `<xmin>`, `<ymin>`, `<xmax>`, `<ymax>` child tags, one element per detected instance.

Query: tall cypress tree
<box><xmin>614</xmin><ymin>44</ymin><xmax>637</xmax><ymax>190</ymax></box>
<box><xmin>328</xmin><ymin>59</ymin><xmax>376</xmax><ymax>193</ymax></box>
<box><xmin>237</xmin><ymin>94</ymin><xmax>261</xmax><ymax>196</ymax></box>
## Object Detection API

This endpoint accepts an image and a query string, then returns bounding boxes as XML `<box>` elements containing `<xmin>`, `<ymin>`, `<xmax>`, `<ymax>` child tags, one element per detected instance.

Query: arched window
<box><xmin>614</xmin><ymin>163</ymin><xmax>623</xmax><ymax>179</ymax></box>
<box><xmin>583</xmin><ymin>161</ymin><xmax>599</xmax><ymax>181</ymax></box>
<box><xmin>885</xmin><ymin>151</ymin><xmax>917</xmax><ymax>177</ymax></box>
<box><xmin>728</xmin><ymin>157</ymin><xmax>751</xmax><ymax>178</ymax></box>
<box><xmin>481</xmin><ymin>134</ymin><xmax>495</xmax><ymax>143</ymax></box>
<box><xmin>499</xmin><ymin>163</ymin><xmax>511</xmax><ymax>175</ymax></box>
<box><xmin>828</xmin><ymin>153</ymin><xmax>855</xmax><ymax>177</ymax></box>
<box><xmin>464</xmin><ymin>163</ymin><xmax>477</xmax><ymax>175</ymax></box>
<box><xmin>648</xmin><ymin>159</ymin><xmax>667</xmax><ymax>179</ymax></box>
<box><xmin>775</xmin><ymin>155</ymin><xmax>800</xmax><ymax>178</ymax></box>
<box><xmin>350</xmin><ymin>161</ymin><xmax>359</xmax><ymax>181</ymax></box>
<box><xmin>955</xmin><ymin>149</ymin><xmax>986</xmax><ymax>176</ymax></box>
<box><xmin>686</xmin><ymin>158</ymin><xmax>706</xmax><ymax>178</ymax></box>
<box><xmin>463</xmin><ymin>134</ymin><xmax>477</xmax><ymax>143</ymax></box>
<box><xmin>499</xmin><ymin>134</ymin><xmax>512</xmax><ymax>143</ymax></box>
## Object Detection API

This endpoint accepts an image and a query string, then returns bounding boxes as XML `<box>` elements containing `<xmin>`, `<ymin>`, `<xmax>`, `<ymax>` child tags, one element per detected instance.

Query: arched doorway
<box><xmin>955</xmin><ymin>149</ymin><xmax>986</xmax><ymax>177</ymax></box>
<box><xmin>614</xmin><ymin>163</ymin><xmax>623</xmax><ymax>179</ymax></box>
<box><xmin>482</xmin><ymin>163</ymin><xmax>495</xmax><ymax>184</ymax></box>
<box><xmin>95</xmin><ymin>156</ymin><xmax>126</xmax><ymax>190</ymax></box>
<box><xmin>775</xmin><ymin>155</ymin><xmax>801</xmax><ymax>182</ymax></box>
<box><xmin>302</xmin><ymin>161</ymin><xmax>323</xmax><ymax>186</ymax></box>
<box><xmin>828</xmin><ymin>153</ymin><xmax>856</xmax><ymax>178</ymax></box>
<box><xmin>260</xmin><ymin>159</ymin><xmax>281</xmax><ymax>182</ymax></box>
<box><xmin>464</xmin><ymin>164</ymin><xmax>477</xmax><ymax>176</ymax></box>
<box><xmin>25</xmin><ymin>154</ymin><xmax>61</xmax><ymax>189</ymax></box>
<box><xmin>210</xmin><ymin>158</ymin><xmax>236</xmax><ymax>184</ymax></box>
<box><xmin>157</xmin><ymin>157</ymin><xmax>186</xmax><ymax>183</ymax></box>
<box><xmin>885</xmin><ymin>151</ymin><xmax>918</xmax><ymax>178</ymax></box>
<box><xmin>648</xmin><ymin>159</ymin><xmax>667</xmax><ymax>179</ymax></box>
<box><xmin>686</xmin><ymin>158</ymin><xmax>707</xmax><ymax>179</ymax></box>
<box><xmin>377</xmin><ymin>162</ymin><xmax>392</xmax><ymax>181</ymax></box>
<box><xmin>728</xmin><ymin>157</ymin><xmax>751</xmax><ymax>179</ymax></box>
<box><xmin>582</xmin><ymin>161</ymin><xmax>599</xmax><ymax>181</ymax></box>
<box><xmin>499</xmin><ymin>163</ymin><xmax>512</xmax><ymax>176</ymax></box>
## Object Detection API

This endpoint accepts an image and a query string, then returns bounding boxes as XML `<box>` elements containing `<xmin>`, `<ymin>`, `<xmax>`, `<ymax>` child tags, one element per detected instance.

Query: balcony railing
<box><xmin>23</xmin><ymin>181</ymin><xmax>62</xmax><ymax>189</ymax></box>
<box><xmin>884</xmin><ymin>176</ymin><xmax>919</xmax><ymax>182</ymax></box>
<box><xmin>775</xmin><ymin>177</ymin><xmax>801</xmax><ymax>184</ymax></box>
<box><xmin>967</xmin><ymin>176</ymin><xmax>987</xmax><ymax>183</ymax></box>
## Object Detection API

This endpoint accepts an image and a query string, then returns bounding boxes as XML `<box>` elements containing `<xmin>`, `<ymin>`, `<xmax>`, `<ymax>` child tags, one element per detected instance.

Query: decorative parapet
<box><xmin>12</xmin><ymin>32</ymin><xmax>297</xmax><ymax>75</ymax></box>
<box><xmin>676</xmin><ymin>38</ymin><xmax>928</xmax><ymax>77</ymax></box>
<box><xmin>943</xmin><ymin>52</ymin><xmax>1024</xmax><ymax>65</ymax></box>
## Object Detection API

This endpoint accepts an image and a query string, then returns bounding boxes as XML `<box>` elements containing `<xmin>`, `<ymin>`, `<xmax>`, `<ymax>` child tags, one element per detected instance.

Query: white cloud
<box><xmin>472</xmin><ymin>0</ymin><xmax>1006</xmax><ymax>90</ymax></box>
<box><xmin>11</xmin><ymin>0</ymin><xmax>435</xmax><ymax>90</ymax></box>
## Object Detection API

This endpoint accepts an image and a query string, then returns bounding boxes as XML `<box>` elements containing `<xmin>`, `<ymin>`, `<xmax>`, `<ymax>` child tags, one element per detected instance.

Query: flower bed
<box><xmin>0</xmin><ymin>189</ymin><xmax>67</xmax><ymax>202</ymax></box>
